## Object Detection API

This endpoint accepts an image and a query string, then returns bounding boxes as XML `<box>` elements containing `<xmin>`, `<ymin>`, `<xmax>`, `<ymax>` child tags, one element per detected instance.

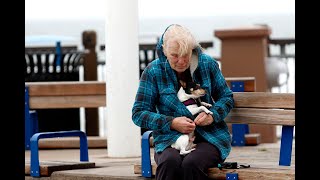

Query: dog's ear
<box><xmin>180</xmin><ymin>80</ymin><xmax>186</xmax><ymax>88</ymax></box>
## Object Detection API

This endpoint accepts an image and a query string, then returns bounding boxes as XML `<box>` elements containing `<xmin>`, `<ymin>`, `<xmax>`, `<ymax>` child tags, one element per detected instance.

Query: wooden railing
<box><xmin>25</xmin><ymin>35</ymin><xmax>295</xmax><ymax>136</ymax></box>
<box><xmin>268</xmin><ymin>38</ymin><xmax>295</xmax><ymax>58</ymax></box>
<box><xmin>25</xmin><ymin>46</ymin><xmax>78</xmax><ymax>54</ymax></box>
<box><xmin>96</xmin><ymin>39</ymin><xmax>295</xmax><ymax>86</ymax></box>
<box><xmin>267</xmin><ymin>38</ymin><xmax>295</xmax><ymax>92</ymax></box>
<box><xmin>98</xmin><ymin>41</ymin><xmax>214</xmax><ymax>76</ymax></box>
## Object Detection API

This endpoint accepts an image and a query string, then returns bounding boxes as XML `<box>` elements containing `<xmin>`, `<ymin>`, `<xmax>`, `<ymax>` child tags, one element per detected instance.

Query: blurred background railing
<box><xmin>95</xmin><ymin>38</ymin><xmax>295</xmax><ymax>93</ymax></box>
<box><xmin>267</xmin><ymin>38</ymin><xmax>295</xmax><ymax>93</ymax></box>
<box><xmin>25</xmin><ymin>30</ymin><xmax>295</xmax><ymax>137</ymax></box>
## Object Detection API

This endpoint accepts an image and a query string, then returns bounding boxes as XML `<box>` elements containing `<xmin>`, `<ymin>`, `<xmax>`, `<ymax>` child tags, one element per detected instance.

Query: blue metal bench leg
<box><xmin>141</xmin><ymin>130</ymin><xmax>153</xmax><ymax>178</ymax></box>
<box><xmin>25</xmin><ymin>87</ymin><xmax>39</xmax><ymax>150</ymax></box>
<box><xmin>25</xmin><ymin>111</ymin><xmax>38</xmax><ymax>150</ymax></box>
<box><xmin>226</xmin><ymin>172</ymin><xmax>238</xmax><ymax>180</ymax></box>
<box><xmin>279</xmin><ymin>125</ymin><xmax>294</xmax><ymax>166</ymax></box>
<box><xmin>230</xmin><ymin>81</ymin><xmax>249</xmax><ymax>146</ymax></box>
<box><xmin>232</xmin><ymin>124</ymin><xmax>247</xmax><ymax>146</ymax></box>
<box><xmin>25</xmin><ymin>87</ymin><xmax>31</xmax><ymax>149</ymax></box>
<box><xmin>30</xmin><ymin>111</ymin><xmax>39</xmax><ymax>136</ymax></box>
<box><xmin>30</xmin><ymin>130</ymin><xmax>89</xmax><ymax>177</ymax></box>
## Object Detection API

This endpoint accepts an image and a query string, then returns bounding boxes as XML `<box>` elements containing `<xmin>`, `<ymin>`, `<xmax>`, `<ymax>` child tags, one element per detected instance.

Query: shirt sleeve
<box><xmin>131</xmin><ymin>66</ymin><xmax>174</xmax><ymax>133</ymax></box>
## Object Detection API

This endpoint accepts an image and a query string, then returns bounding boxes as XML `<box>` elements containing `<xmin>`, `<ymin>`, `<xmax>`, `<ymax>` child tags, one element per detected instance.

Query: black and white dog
<box><xmin>171</xmin><ymin>80</ymin><xmax>213</xmax><ymax>155</ymax></box>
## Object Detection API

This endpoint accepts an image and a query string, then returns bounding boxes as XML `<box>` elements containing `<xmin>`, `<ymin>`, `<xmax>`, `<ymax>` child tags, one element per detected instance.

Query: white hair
<box><xmin>162</xmin><ymin>24</ymin><xmax>200</xmax><ymax>57</ymax></box>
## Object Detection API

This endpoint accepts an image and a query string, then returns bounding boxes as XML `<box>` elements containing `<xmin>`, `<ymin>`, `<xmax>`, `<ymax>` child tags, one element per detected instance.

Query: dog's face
<box><xmin>181</xmin><ymin>80</ymin><xmax>206</xmax><ymax>98</ymax></box>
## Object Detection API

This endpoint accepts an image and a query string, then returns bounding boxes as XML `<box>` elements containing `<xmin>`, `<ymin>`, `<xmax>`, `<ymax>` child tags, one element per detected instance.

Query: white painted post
<box><xmin>104</xmin><ymin>0</ymin><xmax>141</xmax><ymax>157</ymax></box>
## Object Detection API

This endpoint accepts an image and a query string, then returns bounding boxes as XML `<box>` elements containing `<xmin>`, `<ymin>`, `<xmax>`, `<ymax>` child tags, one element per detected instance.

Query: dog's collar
<box><xmin>183</xmin><ymin>99</ymin><xmax>197</xmax><ymax>106</ymax></box>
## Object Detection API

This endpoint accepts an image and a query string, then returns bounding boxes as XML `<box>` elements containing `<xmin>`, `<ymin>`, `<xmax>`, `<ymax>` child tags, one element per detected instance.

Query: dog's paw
<box><xmin>205</xmin><ymin>110</ymin><xmax>213</xmax><ymax>115</ymax></box>
<box><xmin>201</xmin><ymin>102</ymin><xmax>212</xmax><ymax>108</ymax></box>
<box><xmin>180</xmin><ymin>148</ymin><xmax>196</xmax><ymax>155</ymax></box>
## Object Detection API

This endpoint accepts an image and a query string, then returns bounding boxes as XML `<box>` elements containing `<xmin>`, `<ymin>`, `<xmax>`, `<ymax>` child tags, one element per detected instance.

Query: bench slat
<box><xmin>29</xmin><ymin>95</ymin><xmax>106</xmax><ymax>109</ymax></box>
<box><xmin>225</xmin><ymin>108</ymin><xmax>295</xmax><ymax>126</ymax></box>
<box><xmin>133</xmin><ymin>164</ymin><xmax>295</xmax><ymax>180</ymax></box>
<box><xmin>25</xmin><ymin>161</ymin><xmax>95</xmax><ymax>176</ymax></box>
<box><xmin>26</xmin><ymin>81</ymin><xmax>106</xmax><ymax>96</ymax></box>
<box><xmin>208</xmin><ymin>166</ymin><xmax>295</xmax><ymax>180</ymax></box>
<box><xmin>233</xmin><ymin>92</ymin><xmax>295</xmax><ymax>109</ymax></box>
<box><xmin>26</xmin><ymin>78</ymin><xmax>252</xmax><ymax>97</ymax></box>
<box><xmin>38</xmin><ymin>136</ymin><xmax>107</xmax><ymax>149</ymax></box>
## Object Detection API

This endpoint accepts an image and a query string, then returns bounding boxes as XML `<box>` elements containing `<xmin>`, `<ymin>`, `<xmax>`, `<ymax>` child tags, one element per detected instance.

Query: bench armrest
<box><xmin>141</xmin><ymin>130</ymin><xmax>153</xmax><ymax>177</ymax></box>
<box><xmin>30</xmin><ymin>130</ymin><xmax>89</xmax><ymax>177</ymax></box>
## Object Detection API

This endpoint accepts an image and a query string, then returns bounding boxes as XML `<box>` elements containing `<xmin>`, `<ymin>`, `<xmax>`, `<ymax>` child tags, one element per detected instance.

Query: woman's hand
<box><xmin>170</xmin><ymin>116</ymin><xmax>195</xmax><ymax>134</ymax></box>
<box><xmin>194</xmin><ymin>112</ymin><xmax>214</xmax><ymax>126</ymax></box>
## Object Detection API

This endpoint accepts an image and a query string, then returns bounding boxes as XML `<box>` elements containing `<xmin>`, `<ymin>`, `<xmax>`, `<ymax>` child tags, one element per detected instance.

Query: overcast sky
<box><xmin>26</xmin><ymin>0</ymin><xmax>295</xmax><ymax>20</ymax></box>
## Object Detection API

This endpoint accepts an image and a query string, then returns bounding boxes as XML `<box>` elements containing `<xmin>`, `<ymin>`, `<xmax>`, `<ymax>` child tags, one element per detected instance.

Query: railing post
<box><xmin>55</xmin><ymin>41</ymin><xmax>62</xmax><ymax>68</ymax></box>
<box><xmin>82</xmin><ymin>30</ymin><xmax>99</xmax><ymax>136</ymax></box>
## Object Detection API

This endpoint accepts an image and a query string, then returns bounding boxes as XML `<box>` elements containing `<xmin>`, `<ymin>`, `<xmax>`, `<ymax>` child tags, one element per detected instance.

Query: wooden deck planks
<box><xmin>133</xmin><ymin>143</ymin><xmax>295</xmax><ymax>180</ymax></box>
<box><xmin>133</xmin><ymin>164</ymin><xmax>294</xmax><ymax>180</ymax></box>
<box><xmin>25</xmin><ymin>161</ymin><xmax>96</xmax><ymax>176</ymax></box>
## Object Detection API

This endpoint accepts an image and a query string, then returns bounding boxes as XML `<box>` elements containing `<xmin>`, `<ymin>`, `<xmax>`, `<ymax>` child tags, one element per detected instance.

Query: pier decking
<box><xmin>25</xmin><ymin>138</ymin><xmax>294</xmax><ymax>180</ymax></box>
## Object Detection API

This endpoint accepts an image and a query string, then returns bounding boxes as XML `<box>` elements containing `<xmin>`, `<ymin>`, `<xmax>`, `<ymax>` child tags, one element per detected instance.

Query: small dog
<box><xmin>171</xmin><ymin>80</ymin><xmax>213</xmax><ymax>155</ymax></box>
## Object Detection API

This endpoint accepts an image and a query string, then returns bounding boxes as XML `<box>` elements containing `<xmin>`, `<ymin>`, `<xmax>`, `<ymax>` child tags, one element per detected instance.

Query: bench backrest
<box><xmin>226</xmin><ymin>92</ymin><xmax>295</xmax><ymax>126</ymax></box>
<box><xmin>25</xmin><ymin>81</ymin><xmax>106</xmax><ymax>109</ymax></box>
<box><xmin>25</xmin><ymin>77</ymin><xmax>253</xmax><ymax>110</ymax></box>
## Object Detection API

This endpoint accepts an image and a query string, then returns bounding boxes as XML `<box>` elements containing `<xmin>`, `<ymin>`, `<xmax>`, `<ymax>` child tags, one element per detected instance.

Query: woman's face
<box><xmin>165</xmin><ymin>42</ymin><xmax>192</xmax><ymax>73</ymax></box>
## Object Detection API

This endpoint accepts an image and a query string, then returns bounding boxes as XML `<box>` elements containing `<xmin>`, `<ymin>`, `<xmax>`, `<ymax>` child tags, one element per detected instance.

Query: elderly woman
<box><xmin>132</xmin><ymin>24</ymin><xmax>234</xmax><ymax>180</ymax></box>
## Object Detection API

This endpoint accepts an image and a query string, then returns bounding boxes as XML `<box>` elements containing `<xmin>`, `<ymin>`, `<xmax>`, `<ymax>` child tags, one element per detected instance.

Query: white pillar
<box><xmin>104</xmin><ymin>0</ymin><xmax>141</xmax><ymax>157</ymax></box>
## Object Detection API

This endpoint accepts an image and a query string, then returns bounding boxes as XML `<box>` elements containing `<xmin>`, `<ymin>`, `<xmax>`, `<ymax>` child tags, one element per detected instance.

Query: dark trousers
<box><xmin>154</xmin><ymin>142</ymin><xmax>223</xmax><ymax>180</ymax></box>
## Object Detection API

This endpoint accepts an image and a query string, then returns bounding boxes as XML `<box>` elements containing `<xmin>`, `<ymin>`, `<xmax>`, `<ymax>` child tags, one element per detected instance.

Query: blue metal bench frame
<box><xmin>29</xmin><ymin>130</ymin><xmax>89</xmax><ymax>177</ymax></box>
<box><xmin>230</xmin><ymin>81</ymin><xmax>249</xmax><ymax>146</ymax></box>
<box><xmin>25</xmin><ymin>87</ymin><xmax>39</xmax><ymax>150</ymax></box>
<box><xmin>279</xmin><ymin>125</ymin><xmax>294</xmax><ymax>166</ymax></box>
<box><xmin>141</xmin><ymin>130</ymin><xmax>153</xmax><ymax>177</ymax></box>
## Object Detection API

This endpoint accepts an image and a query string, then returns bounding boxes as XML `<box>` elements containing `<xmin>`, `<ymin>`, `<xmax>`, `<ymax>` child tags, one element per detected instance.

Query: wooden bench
<box><xmin>25</xmin><ymin>77</ymin><xmax>258</xmax><ymax>148</ymax></box>
<box><xmin>25</xmin><ymin>78</ymin><xmax>270</xmax><ymax>178</ymax></box>
<box><xmin>25</xmin><ymin>81</ymin><xmax>106</xmax><ymax>149</ymax></box>
<box><xmin>25</xmin><ymin>45</ymin><xmax>89</xmax><ymax>135</ymax></box>
<box><xmin>24</xmin><ymin>81</ymin><xmax>106</xmax><ymax>177</ymax></box>
<box><xmin>134</xmin><ymin>92</ymin><xmax>295</xmax><ymax>179</ymax></box>
<box><xmin>25</xmin><ymin>81</ymin><xmax>106</xmax><ymax>109</ymax></box>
